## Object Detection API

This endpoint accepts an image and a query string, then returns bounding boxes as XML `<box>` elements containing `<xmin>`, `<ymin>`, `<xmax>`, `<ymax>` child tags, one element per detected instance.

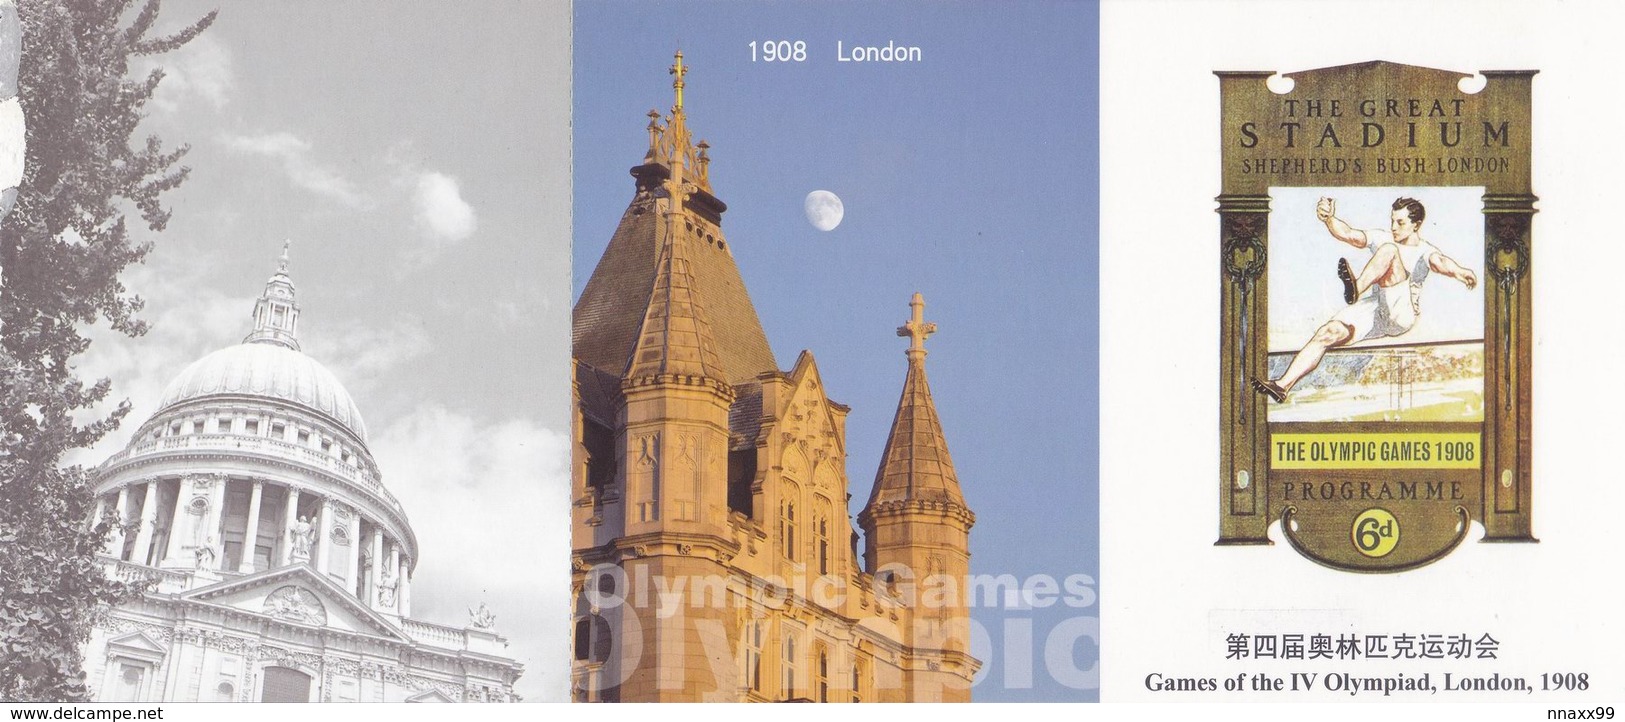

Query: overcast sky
<box><xmin>576</xmin><ymin>1</ymin><xmax>1100</xmax><ymax>701</ymax></box>
<box><xmin>70</xmin><ymin>1</ymin><xmax>572</xmax><ymax>702</ymax></box>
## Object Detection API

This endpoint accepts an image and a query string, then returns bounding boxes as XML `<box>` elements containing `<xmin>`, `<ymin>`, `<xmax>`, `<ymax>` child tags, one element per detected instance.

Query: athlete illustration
<box><xmin>1252</xmin><ymin>196</ymin><xmax>1478</xmax><ymax>402</ymax></box>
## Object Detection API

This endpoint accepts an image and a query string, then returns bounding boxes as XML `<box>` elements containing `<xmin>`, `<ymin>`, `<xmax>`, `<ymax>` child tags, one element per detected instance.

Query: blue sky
<box><xmin>575</xmin><ymin>1</ymin><xmax>1100</xmax><ymax>701</ymax></box>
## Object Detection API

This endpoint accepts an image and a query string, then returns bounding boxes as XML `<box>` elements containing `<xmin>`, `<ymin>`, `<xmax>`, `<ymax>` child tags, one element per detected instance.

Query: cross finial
<box><xmin>278</xmin><ymin>239</ymin><xmax>291</xmax><ymax>273</ymax></box>
<box><xmin>896</xmin><ymin>292</ymin><xmax>937</xmax><ymax>359</ymax></box>
<box><xmin>669</xmin><ymin>51</ymin><xmax>686</xmax><ymax>112</ymax></box>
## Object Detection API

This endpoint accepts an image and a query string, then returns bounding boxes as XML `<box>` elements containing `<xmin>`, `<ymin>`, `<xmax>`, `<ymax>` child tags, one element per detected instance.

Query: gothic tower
<box><xmin>572</xmin><ymin>53</ymin><xmax>977</xmax><ymax>703</ymax></box>
<box><xmin>859</xmin><ymin>293</ymin><xmax>977</xmax><ymax>702</ymax></box>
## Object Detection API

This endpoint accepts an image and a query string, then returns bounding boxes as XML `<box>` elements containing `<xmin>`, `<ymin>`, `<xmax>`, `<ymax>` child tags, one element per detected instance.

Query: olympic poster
<box><xmin>1214</xmin><ymin>62</ymin><xmax>1536</xmax><ymax>572</ymax></box>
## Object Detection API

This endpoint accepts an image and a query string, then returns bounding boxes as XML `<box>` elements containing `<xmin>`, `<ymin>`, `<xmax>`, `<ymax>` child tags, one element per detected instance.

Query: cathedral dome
<box><xmin>155</xmin><ymin>341</ymin><xmax>368</xmax><ymax>442</ymax></box>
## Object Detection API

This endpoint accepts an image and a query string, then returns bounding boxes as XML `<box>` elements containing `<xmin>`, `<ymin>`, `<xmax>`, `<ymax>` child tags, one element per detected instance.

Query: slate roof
<box><xmin>572</xmin><ymin>186</ymin><xmax>778</xmax><ymax>387</ymax></box>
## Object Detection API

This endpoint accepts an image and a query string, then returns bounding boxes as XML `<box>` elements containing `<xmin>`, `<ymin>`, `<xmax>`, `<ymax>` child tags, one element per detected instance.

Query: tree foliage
<box><xmin>0</xmin><ymin>0</ymin><xmax>212</xmax><ymax>702</ymax></box>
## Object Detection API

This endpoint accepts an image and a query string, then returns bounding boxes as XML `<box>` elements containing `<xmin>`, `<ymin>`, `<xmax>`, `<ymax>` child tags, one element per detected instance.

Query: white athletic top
<box><xmin>1332</xmin><ymin>230</ymin><xmax>1441</xmax><ymax>340</ymax></box>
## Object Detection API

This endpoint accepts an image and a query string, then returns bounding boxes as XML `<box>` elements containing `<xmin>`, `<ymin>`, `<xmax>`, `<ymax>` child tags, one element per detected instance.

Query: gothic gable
<box><xmin>780</xmin><ymin>352</ymin><xmax>847</xmax><ymax>463</ymax></box>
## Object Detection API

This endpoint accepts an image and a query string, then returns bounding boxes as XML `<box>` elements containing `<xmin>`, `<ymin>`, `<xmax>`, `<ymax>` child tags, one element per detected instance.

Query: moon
<box><xmin>804</xmin><ymin>190</ymin><xmax>844</xmax><ymax>232</ymax></box>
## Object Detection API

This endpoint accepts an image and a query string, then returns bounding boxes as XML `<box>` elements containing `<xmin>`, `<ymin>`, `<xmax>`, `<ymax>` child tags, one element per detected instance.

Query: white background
<box><xmin>1101</xmin><ymin>0</ymin><xmax>1625</xmax><ymax>703</ymax></box>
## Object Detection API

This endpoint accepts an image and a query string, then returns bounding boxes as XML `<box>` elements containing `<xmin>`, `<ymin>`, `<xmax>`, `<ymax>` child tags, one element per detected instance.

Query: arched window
<box><xmin>813</xmin><ymin>497</ymin><xmax>832</xmax><ymax>575</ymax></box>
<box><xmin>574</xmin><ymin>618</ymin><xmax>591</xmax><ymax>661</ymax></box>
<box><xmin>779</xmin><ymin>483</ymin><xmax>800</xmax><ymax>561</ymax></box>
<box><xmin>781</xmin><ymin>633</ymin><xmax>798</xmax><ymax>699</ymax></box>
<box><xmin>850</xmin><ymin>657</ymin><xmax>866</xmax><ymax>703</ymax></box>
<box><xmin>814</xmin><ymin>646</ymin><xmax>829</xmax><ymax>703</ymax></box>
<box><xmin>742</xmin><ymin>621</ymin><xmax>764</xmax><ymax>692</ymax></box>
<box><xmin>593</xmin><ymin>616</ymin><xmax>613</xmax><ymax>662</ymax></box>
<box><xmin>574</xmin><ymin>615</ymin><xmax>613</xmax><ymax>663</ymax></box>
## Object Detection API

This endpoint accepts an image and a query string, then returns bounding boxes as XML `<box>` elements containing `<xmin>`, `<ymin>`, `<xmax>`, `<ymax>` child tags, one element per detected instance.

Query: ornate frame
<box><xmin>1215</xmin><ymin>62</ymin><xmax>1537</xmax><ymax>571</ymax></box>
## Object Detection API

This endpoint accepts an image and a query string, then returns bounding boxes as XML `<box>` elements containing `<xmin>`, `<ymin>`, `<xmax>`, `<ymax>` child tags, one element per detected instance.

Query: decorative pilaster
<box><xmin>1215</xmin><ymin>194</ymin><xmax>1272</xmax><ymax>545</ymax></box>
<box><xmin>1481</xmin><ymin>193</ymin><xmax>1538</xmax><ymax>542</ymax></box>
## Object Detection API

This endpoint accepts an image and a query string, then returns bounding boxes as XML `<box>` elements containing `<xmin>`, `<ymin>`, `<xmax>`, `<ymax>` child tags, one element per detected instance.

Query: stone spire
<box><xmin>863</xmin><ymin>294</ymin><xmax>968</xmax><ymax>511</ymax></box>
<box><xmin>577</xmin><ymin>52</ymin><xmax>774</xmax><ymax>385</ymax></box>
<box><xmin>244</xmin><ymin>240</ymin><xmax>300</xmax><ymax>350</ymax></box>
<box><xmin>623</xmin><ymin>194</ymin><xmax>726</xmax><ymax>383</ymax></box>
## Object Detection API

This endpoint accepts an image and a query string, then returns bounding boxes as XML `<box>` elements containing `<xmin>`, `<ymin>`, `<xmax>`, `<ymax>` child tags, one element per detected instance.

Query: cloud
<box><xmin>412</xmin><ymin>171</ymin><xmax>477</xmax><ymax>244</ymax></box>
<box><xmin>301</xmin><ymin>318</ymin><xmax>433</xmax><ymax>392</ymax></box>
<box><xmin>71</xmin><ymin>262</ymin><xmax>256</xmax><ymax>463</ymax></box>
<box><xmin>370</xmin><ymin>406</ymin><xmax>572</xmax><ymax>702</ymax></box>
<box><xmin>221</xmin><ymin>131</ymin><xmax>370</xmax><ymax>207</ymax></box>
<box><xmin>139</xmin><ymin>34</ymin><xmax>234</xmax><ymax>114</ymax></box>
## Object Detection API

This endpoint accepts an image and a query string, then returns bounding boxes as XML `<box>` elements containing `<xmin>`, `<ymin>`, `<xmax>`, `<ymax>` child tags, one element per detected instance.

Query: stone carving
<box><xmin>96</xmin><ymin>617</ymin><xmax>175</xmax><ymax>642</ymax></box>
<box><xmin>193</xmin><ymin>537</ymin><xmax>218</xmax><ymax>570</ymax></box>
<box><xmin>468</xmin><ymin>602</ymin><xmax>496</xmax><ymax>630</ymax></box>
<box><xmin>289</xmin><ymin>516</ymin><xmax>315</xmax><ymax>560</ymax></box>
<box><xmin>264</xmin><ymin>585</ymin><xmax>327</xmax><ymax>626</ymax></box>
<box><xmin>174</xmin><ymin>627</ymin><xmax>253</xmax><ymax>655</ymax></box>
<box><xmin>377</xmin><ymin>568</ymin><xmax>398</xmax><ymax>609</ymax></box>
<box><xmin>185</xmin><ymin>473</ymin><xmax>223</xmax><ymax>491</ymax></box>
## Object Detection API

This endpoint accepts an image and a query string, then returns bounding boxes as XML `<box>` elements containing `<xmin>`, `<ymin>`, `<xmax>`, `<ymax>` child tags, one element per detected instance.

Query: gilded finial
<box><xmin>896</xmin><ymin>292</ymin><xmax>937</xmax><ymax>359</ymax></box>
<box><xmin>278</xmin><ymin>239</ymin><xmax>291</xmax><ymax>273</ymax></box>
<box><xmin>669</xmin><ymin>51</ymin><xmax>686</xmax><ymax>113</ymax></box>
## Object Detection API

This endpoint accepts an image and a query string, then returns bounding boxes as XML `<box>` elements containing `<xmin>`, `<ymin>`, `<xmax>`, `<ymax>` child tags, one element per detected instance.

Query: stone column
<box><xmin>399</xmin><ymin>561</ymin><xmax>411</xmax><ymax>617</ymax></box>
<box><xmin>207</xmin><ymin>476</ymin><xmax>227</xmax><ymax>553</ymax></box>
<box><xmin>239</xmin><ymin>480</ymin><xmax>264</xmax><ymax>573</ymax></box>
<box><xmin>388</xmin><ymin>545</ymin><xmax>401</xmax><ymax>612</ymax></box>
<box><xmin>104</xmin><ymin>486</ymin><xmax>129</xmax><ymax>557</ymax></box>
<box><xmin>91</xmin><ymin>495</ymin><xmax>107</xmax><ymax>530</ymax></box>
<box><xmin>314</xmin><ymin>497</ymin><xmax>332</xmax><ymax>574</ymax></box>
<box><xmin>344</xmin><ymin>507</ymin><xmax>361</xmax><ymax>592</ymax></box>
<box><xmin>131</xmin><ymin>481</ymin><xmax>159</xmax><ymax>566</ymax></box>
<box><xmin>163</xmin><ymin>478</ymin><xmax>191</xmax><ymax>566</ymax></box>
<box><xmin>369</xmin><ymin>528</ymin><xmax>384</xmax><ymax>608</ymax></box>
<box><xmin>282</xmin><ymin>487</ymin><xmax>301</xmax><ymax>565</ymax></box>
